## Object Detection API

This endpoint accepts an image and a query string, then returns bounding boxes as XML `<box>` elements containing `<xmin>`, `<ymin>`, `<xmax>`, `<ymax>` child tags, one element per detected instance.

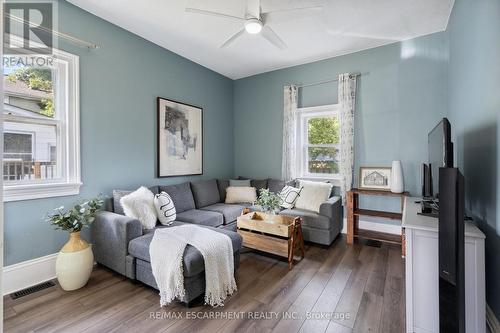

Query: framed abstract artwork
<box><xmin>157</xmin><ymin>97</ymin><xmax>203</xmax><ymax>177</ymax></box>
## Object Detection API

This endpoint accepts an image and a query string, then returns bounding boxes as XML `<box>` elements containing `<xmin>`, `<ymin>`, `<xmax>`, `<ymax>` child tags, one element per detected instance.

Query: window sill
<box><xmin>4</xmin><ymin>182</ymin><xmax>82</xmax><ymax>202</ymax></box>
<box><xmin>298</xmin><ymin>176</ymin><xmax>343</xmax><ymax>186</ymax></box>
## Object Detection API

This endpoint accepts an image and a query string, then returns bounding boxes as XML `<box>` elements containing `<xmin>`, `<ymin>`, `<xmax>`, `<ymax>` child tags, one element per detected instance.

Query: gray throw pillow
<box><xmin>229</xmin><ymin>179</ymin><xmax>251</xmax><ymax>187</ymax></box>
<box><xmin>217</xmin><ymin>179</ymin><xmax>230</xmax><ymax>202</ymax></box>
<box><xmin>267</xmin><ymin>179</ymin><xmax>286</xmax><ymax>194</ymax></box>
<box><xmin>251</xmin><ymin>179</ymin><xmax>268</xmax><ymax>194</ymax></box>
<box><xmin>113</xmin><ymin>190</ymin><xmax>131</xmax><ymax>215</ymax></box>
<box><xmin>190</xmin><ymin>179</ymin><xmax>220</xmax><ymax>208</ymax></box>
<box><xmin>159</xmin><ymin>182</ymin><xmax>196</xmax><ymax>213</ymax></box>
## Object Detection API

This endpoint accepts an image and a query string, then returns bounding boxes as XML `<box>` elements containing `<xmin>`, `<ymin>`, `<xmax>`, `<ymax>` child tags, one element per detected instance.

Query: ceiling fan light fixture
<box><xmin>245</xmin><ymin>18</ymin><xmax>263</xmax><ymax>34</ymax></box>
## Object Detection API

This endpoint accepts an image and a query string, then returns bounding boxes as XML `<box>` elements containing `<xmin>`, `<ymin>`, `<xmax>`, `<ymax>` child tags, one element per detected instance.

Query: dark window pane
<box><xmin>3</xmin><ymin>124</ymin><xmax>59</xmax><ymax>181</ymax></box>
<box><xmin>308</xmin><ymin>117</ymin><xmax>339</xmax><ymax>144</ymax></box>
<box><xmin>4</xmin><ymin>133</ymin><xmax>32</xmax><ymax>157</ymax></box>
<box><xmin>308</xmin><ymin>147</ymin><xmax>339</xmax><ymax>174</ymax></box>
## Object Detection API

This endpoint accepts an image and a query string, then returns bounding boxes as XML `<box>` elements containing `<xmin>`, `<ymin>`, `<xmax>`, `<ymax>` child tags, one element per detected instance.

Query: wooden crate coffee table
<box><xmin>237</xmin><ymin>209</ymin><xmax>305</xmax><ymax>270</ymax></box>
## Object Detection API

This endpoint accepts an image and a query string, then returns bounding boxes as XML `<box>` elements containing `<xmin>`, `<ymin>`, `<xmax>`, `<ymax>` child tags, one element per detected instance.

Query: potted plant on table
<box><xmin>46</xmin><ymin>196</ymin><xmax>103</xmax><ymax>291</ymax></box>
<box><xmin>255</xmin><ymin>188</ymin><xmax>282</xmax><ymax>215</ymax></box>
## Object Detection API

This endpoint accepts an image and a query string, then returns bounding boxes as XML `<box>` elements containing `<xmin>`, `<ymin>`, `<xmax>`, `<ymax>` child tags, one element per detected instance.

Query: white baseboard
<box><xmin>3</xmin><ymin>253</ymin><xmax>58</xmax><ymax>296</ymax></box>
<box><xmin>487</xmin><ymin>304</ymin><xmax>500</xmax><ymax>333</ymax></box>
<box><xmin>341</xmin><ymin>218</ymin><xmax>401</xmax><ymax>235</ymax></box>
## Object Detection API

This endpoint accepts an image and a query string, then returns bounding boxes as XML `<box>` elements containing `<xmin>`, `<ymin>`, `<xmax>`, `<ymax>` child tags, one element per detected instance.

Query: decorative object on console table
<box><xmin>346</xmin><ymin>188</ymin><xmax>408</xmax><ymax>255</ymax></box>
<box><xmin>237</xmin><ymin>209</ymin><xmax>304</xmax><ymax>270</ymax></box>
<box><xmin>157</xmin><ymin>97</ymin><xmax>203</xmax><ymax>177</ymax></box>
<box><xmin>359</xmin><ymin>166</ymin><xmax>392</xmax><ymax>191</ymax></box>
<box><xmin>390</xmin><ymin>160</ymin><xmax>404</xmax><ymax>193</ymax></box>
<box><xmin>46</xmin><ymin>196</ymin><xmax>103</xmax><ymax>291</ymax></box>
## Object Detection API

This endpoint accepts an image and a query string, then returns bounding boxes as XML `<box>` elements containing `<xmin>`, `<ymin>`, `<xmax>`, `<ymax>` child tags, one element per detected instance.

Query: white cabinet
<box><xmin>403</xmin><ymin>197</ymin><xmax>485</xmax><ymax>333</ymax></box>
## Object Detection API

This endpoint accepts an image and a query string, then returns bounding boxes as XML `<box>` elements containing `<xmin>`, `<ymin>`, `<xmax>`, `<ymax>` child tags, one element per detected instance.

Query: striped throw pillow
<box><xmin>154</xmin><ymin>191</ymin><xmax>176</xmax><ymax>225</ymax></box>
<box><xmin>279</xmin><ymin>186</ymin><xmax>302</xmax><ymax>209</ymax></box>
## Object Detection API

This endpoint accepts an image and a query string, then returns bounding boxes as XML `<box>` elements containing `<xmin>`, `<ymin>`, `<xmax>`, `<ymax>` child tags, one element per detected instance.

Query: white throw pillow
<box><xmin>120</xmin><ymin>186</ymin><xmax>157</xmax><ymax>229</ymax></box>
<box><xmin>279</xmin><ymin>186</ymin><xmax>302</xmax><ymax>209</ymax></box>
<box><xmin>294</xmin><ymin>180</ymin><xmax>333</xmax><ymax>213</ymax></box>
<box><xmin>154</xmin><ymin>191</ymin><xmax>176</xmax><ymax>225</ymax></box>
<box><xmin>225</xmin><ymin>186</ymin><xmax>257</xmax><ymax>204</ymax></box>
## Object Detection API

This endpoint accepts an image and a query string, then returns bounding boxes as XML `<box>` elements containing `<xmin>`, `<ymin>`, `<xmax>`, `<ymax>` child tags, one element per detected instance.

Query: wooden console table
<box><xmin>346</xmin><ymin>188</ymin><xmax>408</xmax><ymax>250</ymax></box>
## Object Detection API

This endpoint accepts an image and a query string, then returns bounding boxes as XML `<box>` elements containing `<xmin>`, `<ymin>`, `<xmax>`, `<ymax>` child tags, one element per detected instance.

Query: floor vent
<box><xmin>11</xmin><ymin>281</ymin><xmax>56</xmax><ymax>300</ymax></box>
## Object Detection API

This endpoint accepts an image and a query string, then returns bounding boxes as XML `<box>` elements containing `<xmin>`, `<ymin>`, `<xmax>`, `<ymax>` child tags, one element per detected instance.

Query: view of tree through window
<box><xmin>307</xmin><ymin>117</ymin><xmax>340</xmax><ymax>174</ymax></box>
<box><xmin>4</xmin><ymin>66</ymin><xmax>58</xmax><ymax>181</ymax></box>
<box><xmin>6</xmin><ymin>67</ymin><xmax>54</xmax><ymax>117</ymax></box>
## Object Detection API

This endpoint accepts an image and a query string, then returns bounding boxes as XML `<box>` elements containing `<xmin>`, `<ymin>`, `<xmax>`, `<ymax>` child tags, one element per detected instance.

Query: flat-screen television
<box><xmin>428</xmin><ymin>118</ymin><xmax>453</xmax><ymax>199</ymax></box>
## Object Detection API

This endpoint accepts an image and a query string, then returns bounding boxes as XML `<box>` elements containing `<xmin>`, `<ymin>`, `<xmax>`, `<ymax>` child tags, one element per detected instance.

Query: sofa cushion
<box><xmin>113</xmin><ymin>186</ymin><xmax>159</xmax><ymax>215</ymax></box>
<box><xmin>267</xmin><ymin>179</ymin><xmax>285</xmax><ymax>194</ymax></box>
<box><xmin>251</xmin><ymin>179</ymin><xmax>268</xmax><ymax>193</ymax></box>
<box><xmin>120</xmin><ymin>186</ymin><xmax>157</xmax><ymax>230</ymax></box>
<box><xmin>190</xmin><ymin>179</ymin><xmax>220</xmax><ymax>208</ymax></box>
<box><xmin>295</xmin><ymin>180</ymin><xmax>333</xmax><ymax>213</ymax></box>
<box><xmin>225</xmin><ymin>186</ymin><xmax>257</xmax><ymax>204</ymax></box>
<box><xmin>154</xmin><ymin>192</ymin><xmax>176</xmax><ymax>225</ymax></box>
<box><xmin>280</xmin><ymin>208</ymin><xmax>332</xmax><ymax>230</ymax></box>
<box><xmin>113</xmin><ymin>190</ymin><xmax>130</xmax><ymax>215</ymax></box>
<box><xmin>217</xmin><ymin>179</ymin><xmax>230</xmax><ymax>202</ymax></box>
<box><xmin>229</xmin><ymin>179</ymin><xmax>251</xmax><ymax>187</ymax></box>
<box><xmin>279</xmin><ymin>185</ymin><xmax>302</xmax><ymax>209</ymax></box>
<box><xmin>159</xmin><ymin>182</ymin><xmax>196</xmax><ymax>213</ymax></box>
<box><xmin>175</xmin><ymin>209</ymin><xmax>223</xmax><ymax>227</ymax></box>
<box><xmin>201</xmin><ymin>203</ymin><xmax>246</xmax><ymax>224</ymax></box>
<box><xmin>128</xmin><ymin>223</ymin><xmax>242</xmax><ymax>277</ymax></box>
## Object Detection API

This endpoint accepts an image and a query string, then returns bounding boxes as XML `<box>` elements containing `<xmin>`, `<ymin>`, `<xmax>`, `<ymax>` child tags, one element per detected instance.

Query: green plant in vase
<box><xmin>46</xmin><ymin>196</ymin><xmax>103</xmax><ymax>291</ymax></box>
<box><xmin>255</xmin><ymin>188</ymin><xmax>282</xmax><ymax>214</ymax></box>
<box><xmin>47</xmin><ymin>196</ymin><xmax>104</xmax><ymax>232</ymax></box>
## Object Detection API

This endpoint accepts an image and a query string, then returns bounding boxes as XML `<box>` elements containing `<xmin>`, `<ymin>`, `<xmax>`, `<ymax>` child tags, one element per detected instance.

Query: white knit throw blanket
<box><xmin>149</xmin><ymin>225</ymin><xmax>237</xmax><ymax>307</ymax></box>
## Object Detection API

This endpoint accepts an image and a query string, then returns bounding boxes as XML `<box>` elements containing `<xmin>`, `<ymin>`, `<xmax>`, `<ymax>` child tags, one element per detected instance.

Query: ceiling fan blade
<box><xmin>261</xmin><ymin>26</ymin><xmax>287</xmax><ymax>49</ymax></box>
<box><xmin>220</xmin><ymin>28</ymin><xmax>246</xmax><ymax>48</ymax></box>
<box><xmin>246</xmin><ymin>0</ymin><xmax>261</xmax><ymax>19</ymax></box>
<box><xmin>185</xmin><ymin>7</ymin><xmax>245</xmax><ymax>21</ymax></box>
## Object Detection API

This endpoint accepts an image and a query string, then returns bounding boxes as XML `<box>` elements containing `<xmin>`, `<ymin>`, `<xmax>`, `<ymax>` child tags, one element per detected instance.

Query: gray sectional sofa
<box><xmin>92</xmin><ymin>178</ymin><xmax>342</xmax><ymax>305</ymax></box>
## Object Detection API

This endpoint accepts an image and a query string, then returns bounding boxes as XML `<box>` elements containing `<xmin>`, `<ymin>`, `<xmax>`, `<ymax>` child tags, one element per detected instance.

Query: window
<box><xmin>297</xmin><ymin>104</ymin><xmax>341</xmax><ymax>179</ymax></box>
<box><xmin>3</xmin><ymin>36</ymin><xmax>81</xmax><ymax>201</ymax></box>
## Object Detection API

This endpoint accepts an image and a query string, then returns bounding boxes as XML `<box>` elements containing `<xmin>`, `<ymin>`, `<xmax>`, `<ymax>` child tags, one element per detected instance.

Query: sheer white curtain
<box><xmin>282</xmin><ymin>85</ymin><xmax>298</xmax><ymax>181</ymax></box>
<box><xmin>338</xmin><ymin>73</ymin><xmax>357</xmax><ymax>202</ymax></box>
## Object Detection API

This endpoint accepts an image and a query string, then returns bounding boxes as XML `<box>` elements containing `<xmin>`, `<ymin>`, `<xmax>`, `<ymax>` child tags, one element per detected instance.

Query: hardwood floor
<box><xmin>3</xmin><ymin>235</ymin><xmax>405</xmax><ymax>333</ymax></box>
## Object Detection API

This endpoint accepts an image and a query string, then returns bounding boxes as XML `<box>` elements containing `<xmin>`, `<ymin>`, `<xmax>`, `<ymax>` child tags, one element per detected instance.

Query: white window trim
<box><xmin>296</xmin><ymin>104</ymin><xmax>342</xmax><ymax>184</ymax></box>
<box><xmin>4</xmin><ymin>35</ymin><xmax>81</xmax><ymax>202</ymax></box>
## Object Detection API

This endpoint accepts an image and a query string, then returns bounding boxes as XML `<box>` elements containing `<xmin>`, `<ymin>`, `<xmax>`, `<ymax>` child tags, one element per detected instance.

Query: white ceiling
<box><xmin>67</xmin><ymin>0</ymin><xmax>455</xmax><ymax>79</ymax></box>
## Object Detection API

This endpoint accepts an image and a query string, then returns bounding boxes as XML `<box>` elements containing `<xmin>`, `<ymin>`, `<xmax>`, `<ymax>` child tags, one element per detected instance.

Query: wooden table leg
<box><xmin>347</xmin><ymin>191</ymin><xmax>354</xmax><ymax>244</ymax></box>
<box><xmin>288</xmin><ymin>223</ymin><xmax>295</xmax><ymax>270</ymax></box>
<box><xmin>296</xmin><ymin>218</ymin><xmax>305</xmax><ymax>259</ymax></box>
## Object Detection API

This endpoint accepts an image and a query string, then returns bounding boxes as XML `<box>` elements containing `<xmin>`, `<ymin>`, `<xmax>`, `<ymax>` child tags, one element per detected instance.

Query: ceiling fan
<box><xmin>186</xmin><ymin>0</ymin><xmax>323</xmax><ymax>50</ymax></box>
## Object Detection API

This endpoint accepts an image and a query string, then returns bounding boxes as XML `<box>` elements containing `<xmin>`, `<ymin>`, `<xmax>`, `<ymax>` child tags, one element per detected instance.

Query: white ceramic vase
<box><xmin>56</xmin><ymin>231</ymin><xmax>94</xmax><ymax>291</ymax></box>
<box><xmin>391</xmin><ymin>160</ymin><xmax>404</xmax><ymax>193</ymax></box>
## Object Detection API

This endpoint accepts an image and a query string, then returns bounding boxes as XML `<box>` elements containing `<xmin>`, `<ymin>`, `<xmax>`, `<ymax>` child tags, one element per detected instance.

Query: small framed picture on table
<box><xmin>359</xmin><ymin>166</ymin><xmax>392</xmax><ymax>191</ymax></box>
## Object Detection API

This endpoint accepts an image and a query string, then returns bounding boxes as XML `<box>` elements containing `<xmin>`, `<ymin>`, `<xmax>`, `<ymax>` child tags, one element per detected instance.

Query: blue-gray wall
<box><xmin>233</xmin><ymin>32</ymin><xmax>449</xmax><ymax>214</ymax></box>
<box><xmin>7</xmin><ymin>2</ymin><xmax>500</xmax><ymax>318</ymax></box>
<box><xmin>446</xmin><ymin>0</ymin><xmax>500</xmax><ymax>319</ymax></box>
<box><xmin>4</xmin><ymin>1</ymin><xmax>234</xmax><ymax>266</ymax></box>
